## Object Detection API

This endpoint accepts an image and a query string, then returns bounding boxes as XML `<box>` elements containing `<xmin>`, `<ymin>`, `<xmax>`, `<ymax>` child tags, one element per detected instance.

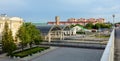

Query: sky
<box><xmin>0</xmin><ymin>0</ymin><xmax>120</xmax><ymax>23</ymax></box>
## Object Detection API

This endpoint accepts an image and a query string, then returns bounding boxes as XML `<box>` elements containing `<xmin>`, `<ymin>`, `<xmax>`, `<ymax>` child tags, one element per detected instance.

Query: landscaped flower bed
<box><xmin>9</xmin><ymin>46</ymin><xmax>49</xmax><ymax>58</ymax></box>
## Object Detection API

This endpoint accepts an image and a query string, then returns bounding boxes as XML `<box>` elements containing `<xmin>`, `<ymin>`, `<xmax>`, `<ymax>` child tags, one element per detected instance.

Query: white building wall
<box><xmin>0</xmin><ymin>16</ymin><xmax>23</xmax><ymax>43</ymax></box>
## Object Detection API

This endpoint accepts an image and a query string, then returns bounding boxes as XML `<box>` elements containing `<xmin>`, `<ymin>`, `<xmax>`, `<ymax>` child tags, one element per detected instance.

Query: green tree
<box><xmin>25</xmin><ymin>23</ymin><xmax>41</xmax><ymax>48</ymax></box>
<box><xmin>101</xmin><ymin>23</ymin><xmax>112</xmax><ymax>28</ymax></box>
<box><xmin>85</xmin><ymin>23</ymin><xmax>94</xmax><ymax>29</ymax></box>
<box><xmin>17</xmin><ymin>22</ymin><xmax>41</xmax><ymax>50</ymax></box>
<box><xmin>94</xmin><ymin>23</ymin><xmax>112</xmax><ymax>29</ymax></box>
<box><xmin>17</xmin><ymin>23</ymin><xmax>30</xmax><ymax>50</ymax></box>
<box><xmin>2</xmin><ymin>22</ymin><xmax>16</xmax><ymax>55</ymax></box>
<box><xmin>94</xmin><ymin>23</ymin><xmax>101</xmax><ymax>29</ymax></box>
<box><xmin>70</xmin><ymin>24</ymin><xmax>75</xmax><ymax>28</ymax></box>
<box><xmin>75</xmin><ymin>24</ymin><xmax>83</xmax><ymax>27</ymax></box>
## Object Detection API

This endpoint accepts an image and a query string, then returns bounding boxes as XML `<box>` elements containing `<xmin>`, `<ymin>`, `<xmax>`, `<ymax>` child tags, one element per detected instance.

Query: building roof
<box><xmin>77</xmin><ymin>26</ymin><xmax>87</xmax><ymax>31</ymax></box>
<box><xmin>36</xmin><ymin>25</ymin><xmax>65</xmax><ymax>36</ymax></box>
<box><xmin>63</xmin><ymin>25</ymin><xmax>71</xmax><ymax>31</ymax></box>
<box><xmin>36</xmin><ymin>25</ymin><xmax>52</xmax><ymax>36</ymax></box>
<box><xmin>72</xmin><ymin>26</ymin><xmax>87</xmax><ymax>31</ymax></box>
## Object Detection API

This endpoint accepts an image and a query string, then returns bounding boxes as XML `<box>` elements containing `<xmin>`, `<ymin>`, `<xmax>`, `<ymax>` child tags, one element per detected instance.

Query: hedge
<box><xmin>9</xmin><ymin>46</ymin><xmax>49</xmax><ymax>58</ymax></box>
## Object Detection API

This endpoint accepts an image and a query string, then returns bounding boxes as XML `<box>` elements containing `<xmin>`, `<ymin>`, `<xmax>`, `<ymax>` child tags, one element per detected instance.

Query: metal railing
<box><xmin>100</xmin><ymin>29</ymin><xmax>114</xmax><ymax>61</ymax></box>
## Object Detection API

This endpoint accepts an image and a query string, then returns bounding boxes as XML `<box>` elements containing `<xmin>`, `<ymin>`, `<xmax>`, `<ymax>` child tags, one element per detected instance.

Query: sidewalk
<box><xmin>114</xmin><ymin>29</ymin><xmax>120</xmax><ymax>61</ymax></box>
<box><xmin>0</xmin><ymin>53</ymin><xmax>19</xmax><ymax>61</ymax></box>
<box><xmin>0</xmin><ymin>53</ymin><xmax>7</xmax><ymax>58</ymax></box>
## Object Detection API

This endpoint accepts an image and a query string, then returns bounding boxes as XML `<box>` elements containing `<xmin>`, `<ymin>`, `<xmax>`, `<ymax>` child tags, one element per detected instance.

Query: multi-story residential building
<box><xmin>68</xmin><ymin>18</ymin><xmax>77</xmax><ymax>22</ymax></box>
<box><xmin>47</xmin><ymin>16</ymin><xmax>105</xmax><ymax>25</ymax></box>
<box><xmin>0</xmin><ymin>14</ymin><xmax>23</xmax><ymax>43</ymax></box>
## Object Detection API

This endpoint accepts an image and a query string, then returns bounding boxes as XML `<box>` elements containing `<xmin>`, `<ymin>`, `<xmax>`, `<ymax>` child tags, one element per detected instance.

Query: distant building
<box><xmin>47</xmin><ymin>17</ymin><xmax>105</xmax><ymax>25</ymax></box>
<box><xmin>0</xmin><ymin>14</ymin><xmax>23</xmax><ymax>43</ymax></box>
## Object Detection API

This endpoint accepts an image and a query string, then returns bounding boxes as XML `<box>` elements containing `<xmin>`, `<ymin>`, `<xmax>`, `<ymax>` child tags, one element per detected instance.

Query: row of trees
<box><xmin>70</xmin><ymin>23</ymin><xmax>112</xmax><ymax>29</ymax></box>
<box><xmin>85</xmin><ymin>23</ymin><xmax>112</xmax><ymax>29</ymax></box>
<box><xmin>2</xmin><ymin>22</ymin><xmax>41</xmax><ymax>55</ymax></box>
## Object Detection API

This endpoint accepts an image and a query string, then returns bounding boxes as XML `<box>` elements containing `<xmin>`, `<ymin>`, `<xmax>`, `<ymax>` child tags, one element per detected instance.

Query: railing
<box><xmin>100</xmin><ymin>29</ymin><xmax>114</xmax><ymax>61</ymax></box>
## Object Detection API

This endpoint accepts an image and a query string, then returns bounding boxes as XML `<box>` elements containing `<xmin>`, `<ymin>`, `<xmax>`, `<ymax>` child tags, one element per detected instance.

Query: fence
<box><xmin>100</xmin><ymin>29</ymin><xmax>114</xmax><ymax>61</ymax></box>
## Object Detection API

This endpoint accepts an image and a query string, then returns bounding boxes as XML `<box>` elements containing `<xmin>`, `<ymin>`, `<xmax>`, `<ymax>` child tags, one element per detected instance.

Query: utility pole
<box><xmin>112</xmin><ymin>14</ymin><xmax>115</xmax><ymax>29</ymax></box>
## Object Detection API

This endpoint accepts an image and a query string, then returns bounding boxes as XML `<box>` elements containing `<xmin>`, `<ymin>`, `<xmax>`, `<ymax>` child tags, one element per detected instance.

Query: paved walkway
<box><xmin>30</xmin><ymin>47</ymin><xmax>103</xmax><ymax>61</ymax></box>
<box><xmin>115</xmin><ymin>28</ymin><xmax>120</xmax><ymax>61</ymax></box>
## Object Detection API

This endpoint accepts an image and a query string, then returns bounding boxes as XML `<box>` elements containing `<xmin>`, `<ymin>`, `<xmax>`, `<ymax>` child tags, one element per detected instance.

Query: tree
<box><xmin>75</xmin><ymin>24</ymin><xmax>83</xmax><ymax>27</ymax></box>
<box><xmin>2</xmin><ymin>22</ymin><xmax>16</xmax><ymax>55</ymax></box>
<box><xmin>101</xmin><ymin>23</ymin><xmax>112</xmax><ymax>28</ymax></box>
<box><xmin>70</xmin><ymin>24</ymin><xmax>75</xmax><ymax>28</ymax></box>
<box><xmin>17</xmin><ymin>23</ymin><xmax>30</xmax><ymax>50</ymax></box>
<box><xmin>93</xmin><ymin>23</ymin><xmax>101</xmax><ymax>29</ymax></box>
<box><xmin>25</xmin><ymin>23</ymin><xmax>41</xmax><ymax>48</ymax></box>
<box><xmin>93</xmin><ymin>23</ymin><xmax>112</xmax><ymax>29</ymax></box>
<box><xmin>17</xmin><ymin>22</ymin><xmax>41</xmax><ymax>50</ymax></box>
<box><xmin>85</xmin><ymin>23</ymin><xmax>94</xmax><ymax>29</ymax></box>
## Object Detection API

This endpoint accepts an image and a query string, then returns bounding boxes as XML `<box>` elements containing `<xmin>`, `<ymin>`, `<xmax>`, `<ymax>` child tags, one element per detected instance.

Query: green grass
<box><xmin>9</xmin><ymin>47</ymin><xmax>49</xmax><ymax>58</ymax></box>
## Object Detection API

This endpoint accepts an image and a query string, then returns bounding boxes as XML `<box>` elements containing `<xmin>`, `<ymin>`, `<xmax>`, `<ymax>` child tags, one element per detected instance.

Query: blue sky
<box><xmin>0</xmin><ymin>0</ymin><xmax>120</xmax><ymax>23</ymax></box>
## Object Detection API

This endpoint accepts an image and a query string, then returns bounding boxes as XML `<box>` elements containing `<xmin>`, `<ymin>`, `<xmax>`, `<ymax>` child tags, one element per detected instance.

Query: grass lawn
<box><xmin>9</xmin><ymin>46</ymin><xmax>49</xmax><ymax>58</ymax></box>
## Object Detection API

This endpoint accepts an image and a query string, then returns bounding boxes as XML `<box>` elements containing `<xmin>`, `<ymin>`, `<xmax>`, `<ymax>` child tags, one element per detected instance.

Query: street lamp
<box><xmin>112</xmin><ymin>14</ymin><xmax>115</xmax><ymax>29</ymax></box>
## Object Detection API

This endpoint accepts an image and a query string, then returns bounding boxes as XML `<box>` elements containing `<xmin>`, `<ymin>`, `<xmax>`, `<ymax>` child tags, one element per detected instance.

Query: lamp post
<box><xmin>112</xmin><ymin>14</ymin><xmax>115</xmax><ymax>29</ymax></box>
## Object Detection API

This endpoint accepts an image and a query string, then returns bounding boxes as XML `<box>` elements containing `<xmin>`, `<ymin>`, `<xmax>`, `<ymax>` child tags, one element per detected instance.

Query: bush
<box><xmin>76</xmin><ymin>32</ymin><xmax>85</xmax><ymax>34</ymax></box>
<box><xmin>9</xmin><ymin>47</ymin><xmax>49</xmax><ymax>58</ymax></box>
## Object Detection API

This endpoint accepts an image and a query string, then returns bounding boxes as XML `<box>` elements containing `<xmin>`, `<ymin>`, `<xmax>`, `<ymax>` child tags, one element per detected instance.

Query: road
<box><xmin>115</xmin><ymin>28</ymin><xmax>120</xmax><ymax>61</ymax></box>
